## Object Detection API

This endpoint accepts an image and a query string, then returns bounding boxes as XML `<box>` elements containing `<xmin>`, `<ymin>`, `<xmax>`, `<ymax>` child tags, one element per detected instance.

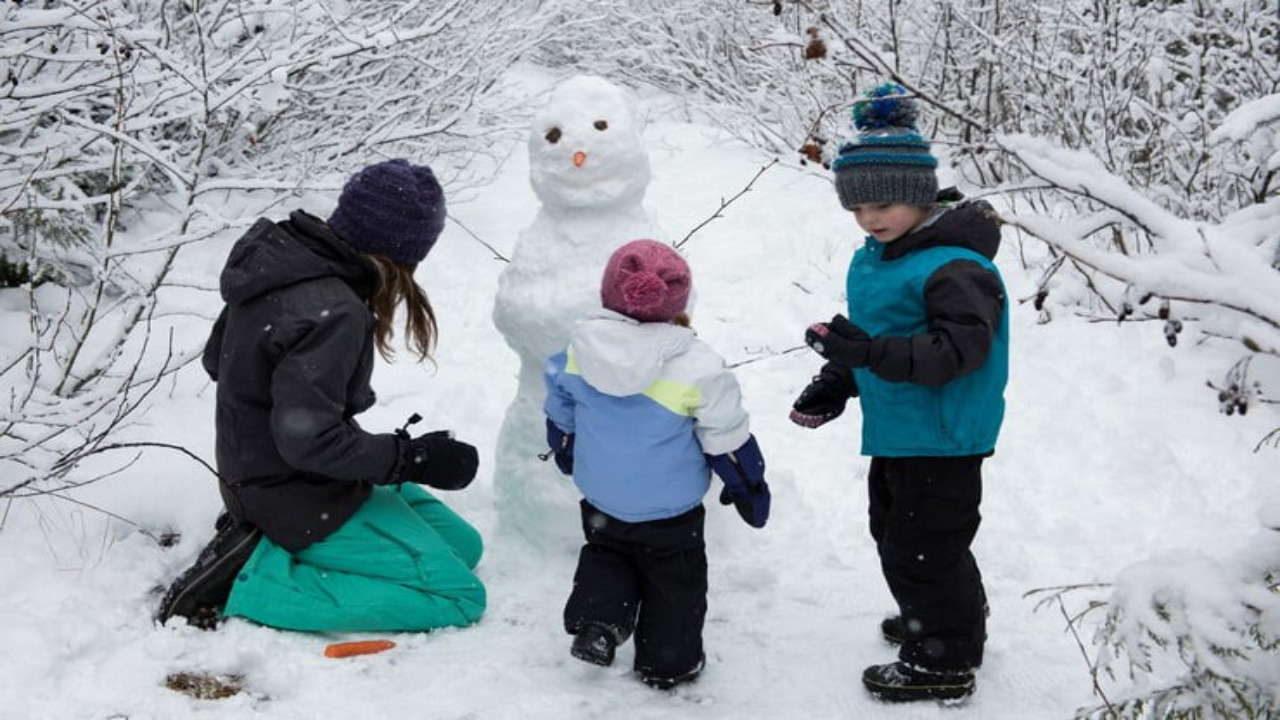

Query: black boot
<box><xmin>639</xmin><ymin>652</ymin><xmax>705</xmax><ymax>691</ymax></box>
<box><xmin>155</xmin><ymin>514</ymin><xmax>260</xmax><ymax>630</ymax></box>
<box><xmin>570</xmin><ymin>623</ymin><xmax>618</xmax><ymax>667</ymax></box>
<box><xmin>862</xmin><ymin>661</ymin><xmax>974</xmax><ymax>703</ymax></box>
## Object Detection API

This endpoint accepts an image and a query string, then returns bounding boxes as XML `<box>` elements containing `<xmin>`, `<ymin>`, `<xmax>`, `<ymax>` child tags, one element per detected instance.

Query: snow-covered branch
<box><xmin>0</xmin><ymin>0</ymin><xmax>555</xmax><ymax>513</ymax></box>
<box><xmin>998</xmin><ymin>134</ymin><xmax>1280</xmax><ymax>358</ymax></box>
<box><xmin>1078</xmin><ymin>531</ymin><xmax>1280</xmax><ymax>719</ymax></box>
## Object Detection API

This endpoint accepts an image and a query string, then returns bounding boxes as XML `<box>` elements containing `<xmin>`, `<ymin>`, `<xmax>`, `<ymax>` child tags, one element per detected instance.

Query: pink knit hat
<box><xmin>600</xmin><ymin>240</ymin><xmax>691</xmax><ymax>322</ymax></box>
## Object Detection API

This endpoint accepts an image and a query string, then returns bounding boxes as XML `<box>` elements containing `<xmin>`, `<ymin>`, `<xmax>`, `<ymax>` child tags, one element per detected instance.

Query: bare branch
<box><xmin>676</xmin><ymin>158</ymin><xmax>780</xmax><ymax>249</ymax></box>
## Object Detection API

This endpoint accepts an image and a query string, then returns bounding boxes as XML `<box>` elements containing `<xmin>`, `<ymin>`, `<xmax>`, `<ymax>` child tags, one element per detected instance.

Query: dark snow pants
<box><xmin>564</xmin><ymin>500</ymin><xmax>707</xmax><ymax>680</ymax></box>
<box><xmin>868</xmin><ymin>455</ymin><xmax>987</xmax><ymax>672</ymax></box>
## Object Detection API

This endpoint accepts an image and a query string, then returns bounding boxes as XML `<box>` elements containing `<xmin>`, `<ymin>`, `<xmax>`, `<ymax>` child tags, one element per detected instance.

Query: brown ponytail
<box><xmin>366</xmin><ymin>254</ymin><xmax>437</xmax><ymax>362</ymax></box>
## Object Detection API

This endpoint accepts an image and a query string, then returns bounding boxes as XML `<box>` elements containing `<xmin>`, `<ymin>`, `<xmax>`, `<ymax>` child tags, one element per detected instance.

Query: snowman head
<box><xmin>528</xmin><ymin>75</ymin><xmax>651</xmax><ymax>211</ymax></box>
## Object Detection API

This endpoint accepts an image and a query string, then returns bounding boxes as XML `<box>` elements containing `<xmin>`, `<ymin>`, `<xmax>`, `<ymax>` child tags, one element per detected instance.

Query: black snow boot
<box><xmin>862</xmin><ymin>661</ymin><xmax>975</xmax><ymax>703</ymax></box>
<box><xmin>570</xmin><ymin>623</ymin><xmax>618</xmax><ymax>667</ymax></box>
<box><xmin>639</xmin><ymin>652</ymin><xmax>705</xmax><ymax>691</ymax></box>
<box><xmin>155</xmin><ymin>513</ymin><xmax>261</xmax><ymax>630</ymax></box>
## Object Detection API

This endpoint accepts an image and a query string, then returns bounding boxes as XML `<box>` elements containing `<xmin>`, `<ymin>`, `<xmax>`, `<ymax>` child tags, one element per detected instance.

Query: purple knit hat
<box><xmin>600</xmin><ymin>240</ymin><xmax>691</xmax><ymax>322</ymax></box>
<box><xmin>327</xmin><ymin>159</ymin><xmax>446</xmax><ymax>266</ymax></box>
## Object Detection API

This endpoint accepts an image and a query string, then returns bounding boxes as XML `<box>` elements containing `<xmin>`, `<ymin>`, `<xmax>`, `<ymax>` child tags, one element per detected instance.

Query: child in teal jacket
<box><xmin>792</xmin><ymin>83</ymin><xmax>1008</xmax><ymax>703</ymax></box>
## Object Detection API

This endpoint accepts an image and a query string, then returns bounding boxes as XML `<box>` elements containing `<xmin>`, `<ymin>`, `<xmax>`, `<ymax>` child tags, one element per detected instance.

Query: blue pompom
<box><xmin>851</xmin><ymin>83</ymin><xmax>919</xmax><ymax>132</ymax></box>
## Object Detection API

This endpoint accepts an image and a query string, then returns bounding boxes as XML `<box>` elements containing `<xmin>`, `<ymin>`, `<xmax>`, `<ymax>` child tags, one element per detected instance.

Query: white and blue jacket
<box><xmin>544</xmin><ymin>309</ymin><xmax>751</xmax><ymax>522</ymax></box>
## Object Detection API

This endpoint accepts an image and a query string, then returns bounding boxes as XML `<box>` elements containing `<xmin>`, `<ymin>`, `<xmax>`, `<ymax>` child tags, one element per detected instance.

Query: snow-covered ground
<box><xmin>1</xmin><ymin>73</ymin><xmax>1275</xmax><ymax>719</ymax></box>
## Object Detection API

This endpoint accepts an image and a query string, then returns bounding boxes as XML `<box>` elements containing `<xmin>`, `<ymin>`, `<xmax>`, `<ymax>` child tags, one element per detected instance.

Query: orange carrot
<box><xmin>323</xmin><ymin>640</ymin><xmax>396</xmax><ymax>658</ymax></box>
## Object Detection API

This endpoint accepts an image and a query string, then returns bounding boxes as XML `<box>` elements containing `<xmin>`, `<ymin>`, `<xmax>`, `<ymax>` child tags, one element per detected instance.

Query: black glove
<box><xmin>707</xmin><ymin>435</ymin><xmax>770</xmax><ymax>529</ymax></box>
<box><xmin>542</xmin><ymin>418</ymin><xmax>575</xmax><ymax>475</ymax></box>
<box><xmin>790</xmin><ymin>361</ymin><xmax>858</xmax><ymax>428</ymax></box>
<box><xmin>390</xmin><ymin>430</ymin><xmax>479</xmax><ymax>490</ymax></box>
<box><xmin>804</xmin><ymin>314</ymin><xmax>872</xmax><ymax>368</ymax></box>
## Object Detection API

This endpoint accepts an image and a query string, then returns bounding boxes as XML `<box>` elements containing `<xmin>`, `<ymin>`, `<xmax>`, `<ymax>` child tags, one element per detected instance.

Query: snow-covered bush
<box><xmin>0</xmin><ymin>0</ymin><xmax>549</xmax><ymax>505</ymax></box>
<box><xmin>1076</xmin><ymin>521</ymin><xmax>1280</xmax><ymax>719</ymax></box>
<box><xmin>994</xmin><ymin>93</ymin><xmax>1280</xmax><ymax>416</ymax></box>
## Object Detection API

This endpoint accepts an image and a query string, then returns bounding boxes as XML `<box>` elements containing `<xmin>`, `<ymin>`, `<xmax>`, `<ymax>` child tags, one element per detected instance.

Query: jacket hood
<box><xmin>569</xmin><ymin>309</ymin><xmax>696</xmax><ymax>396</ymax></box>
<box><xmin>882</xmin><ymin>199</ymin><xmax>1002</xmax><ymax>261</ymax></box>
<box><xmin>220</xmin><ymin>210</ymin><xmax>377</xmax><ymax>305</ymax></box>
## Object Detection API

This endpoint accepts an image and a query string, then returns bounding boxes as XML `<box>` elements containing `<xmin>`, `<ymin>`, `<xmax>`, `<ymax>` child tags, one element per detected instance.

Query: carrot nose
<box><xmin>572</xmin><ymin>151</ymin><xmax>587</xmax><ymax>168</ymax></box>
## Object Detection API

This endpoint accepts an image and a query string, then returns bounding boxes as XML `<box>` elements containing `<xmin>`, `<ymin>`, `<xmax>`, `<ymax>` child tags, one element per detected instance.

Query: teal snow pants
<box><xmin>224</xmin><ymin>483</ymin><xmax>486</xmax><ymax>632</ymax></box>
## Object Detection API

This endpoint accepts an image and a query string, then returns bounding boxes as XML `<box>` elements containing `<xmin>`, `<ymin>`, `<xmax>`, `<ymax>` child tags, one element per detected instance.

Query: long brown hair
<box><xmin>366</xmin><ymin>254</ymin><xmax>436</xmax><ymax>362</ymax></box>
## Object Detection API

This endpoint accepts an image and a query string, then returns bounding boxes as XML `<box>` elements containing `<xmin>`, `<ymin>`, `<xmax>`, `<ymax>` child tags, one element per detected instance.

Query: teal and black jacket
<box><xmin>846</xmin><ymin>200</ymin><xmax>1009</xmax><ymax>457</ymax></box>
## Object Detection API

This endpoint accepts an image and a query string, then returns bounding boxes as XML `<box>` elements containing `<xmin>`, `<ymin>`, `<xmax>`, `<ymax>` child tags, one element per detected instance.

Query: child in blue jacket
<box><xmin>792</xmin><ymin>84</ymin><xmax>1008</xmax><ymax>703</ymax></box>
<box><xmin>543</xmin><ymin>239</ymin><xmax>769</xmax><ymax>690</ymax></box>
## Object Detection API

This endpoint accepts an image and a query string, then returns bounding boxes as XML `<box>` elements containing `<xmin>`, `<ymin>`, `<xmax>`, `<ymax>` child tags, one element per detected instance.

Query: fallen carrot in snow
<box><xmin>323</xmin><ymin>640</ymin><xmax>396</xmax><ymax>658</ymax></box>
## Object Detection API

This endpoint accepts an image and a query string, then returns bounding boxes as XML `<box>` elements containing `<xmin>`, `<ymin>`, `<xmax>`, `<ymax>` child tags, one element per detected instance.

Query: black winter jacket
<box><xmin>863</xmin><ymin>199</ymin><xmax>1006</xmax><ymax>387</ymax></box>
<box><xmin>203</xmin><ymin>210</ymin><xmax>396</xmax><ymax>552</ymax></box>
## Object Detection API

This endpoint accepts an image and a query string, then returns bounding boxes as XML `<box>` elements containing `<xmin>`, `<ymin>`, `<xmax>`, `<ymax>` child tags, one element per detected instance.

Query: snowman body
<box><xmin>492</xmin><ymin>76</ymin><xmax>659</xmax><ymax>544</ymax></box>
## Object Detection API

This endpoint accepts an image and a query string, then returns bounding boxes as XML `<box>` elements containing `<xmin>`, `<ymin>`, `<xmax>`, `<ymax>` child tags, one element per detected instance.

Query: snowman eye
<box><xmin>594</xmin><ymin>120</ymin><xmax>608</xmax><ymax>131</ymax></box>
<box><xmin>545</xmin><ymin>127</ymin><xmax>562</xmax><ymax>144</ymax></box>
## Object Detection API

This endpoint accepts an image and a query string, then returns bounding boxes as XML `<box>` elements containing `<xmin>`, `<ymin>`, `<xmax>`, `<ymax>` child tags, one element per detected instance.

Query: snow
<box><xmin>1</xmin><ymin>71</ymin><xmax>1277</xmax><ymax>719</ymax></box>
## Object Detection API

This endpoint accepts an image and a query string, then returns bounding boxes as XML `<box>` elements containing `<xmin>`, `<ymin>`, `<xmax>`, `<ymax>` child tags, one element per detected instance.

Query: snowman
<box><xmin>492</xmin><ymin>75</ymin><xmax>660</xmax><ymax>545</ymax></box>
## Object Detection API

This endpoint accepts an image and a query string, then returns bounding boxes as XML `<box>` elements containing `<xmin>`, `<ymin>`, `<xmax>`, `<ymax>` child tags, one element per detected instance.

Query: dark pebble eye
<box><xmin>594</xmin><ymin>120</ymin><xmax>608</xmax><ymax>131</ymax></box>
<box><xmin>545</xmin><ymin>127</ymin><xmax>562</xmax><ymax>144</ymax></box>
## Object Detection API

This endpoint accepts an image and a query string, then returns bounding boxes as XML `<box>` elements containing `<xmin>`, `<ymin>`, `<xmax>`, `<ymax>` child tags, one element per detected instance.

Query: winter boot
<box><xmin>862</xmin><ymin>661</ymin><xmax>975</xmax><ymax>703</ymax></box>
<box><xmin>155</xmin><ymin>514</ymin><xmax>261</xmax><ymax>630</ymax></box>
<box><xmin>881</xmin><ymin>615</ymin><xmax>906</xmax><ymax>645</ymax></box>
<box><xmin>639</xmin><ymin>652</ymin><xmax>705</xmax><ymax>691</ymax></box>
<box><xmin>570</xmin><ymin>623</ymin><xmax>617</xmax><ymax>667</ymax></box>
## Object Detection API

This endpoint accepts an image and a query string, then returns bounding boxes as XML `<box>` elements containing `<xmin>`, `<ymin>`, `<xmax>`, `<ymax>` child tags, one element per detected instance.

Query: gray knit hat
<box><xmin>831</xmin><ymin>83</ymin><xmax>938</xmax><ymax>210</ymax></box>
<box><xmin>327</xmin><ymin>159</ymin><xmax>446</xmax><ymax>266</ymax></box>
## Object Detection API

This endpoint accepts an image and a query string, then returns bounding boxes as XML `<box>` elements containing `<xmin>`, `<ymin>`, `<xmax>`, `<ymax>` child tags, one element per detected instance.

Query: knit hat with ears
<box><xmin>831</xmin><ymin>83</ymin><xmax>939</xmax><ymax>209</ymax></box>
<box><xmin>600</xmin><ymin>239</ymin><xmax>691</xmax><ymax>323</ymax></box>
<box><xmin>327</xmin><ymin>159</ymin><xmax>447</xmax><ymax>266</ymax></box>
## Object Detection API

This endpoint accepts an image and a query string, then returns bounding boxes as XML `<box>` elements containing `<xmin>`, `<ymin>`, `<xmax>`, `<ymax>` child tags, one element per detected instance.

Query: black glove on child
<box><xmin>390</xmin><ymin>430</ymin><xmax>479</xmax><ymax>490</ymax></box>
<box><xmin>790</xmin><ymin>361</ymin><xmax>859</xmax><ymax>428</ymax></box>
<box><xmin>804</xmin><ymin>314</ymin><xmax>872</xmax><ymax>368</ymax></box>
<box><xmin>542</xmin><ymin>418</ymin><xmax>575</xmax><ymax>475</ymax></box>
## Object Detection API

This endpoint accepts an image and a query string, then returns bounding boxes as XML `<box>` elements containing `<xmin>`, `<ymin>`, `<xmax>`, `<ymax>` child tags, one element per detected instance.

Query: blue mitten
<box><xmin>543</xmin><ymin>418</ymin><xmax>575</xmax><ymax>475</ymax></box>
<box><xmin>707</xmin><ymin>435</ymin><xmax>770</xmax><ymax>529</ymax></box>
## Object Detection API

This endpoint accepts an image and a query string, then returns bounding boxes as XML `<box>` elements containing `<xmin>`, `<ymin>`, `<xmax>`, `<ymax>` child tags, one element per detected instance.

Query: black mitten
<box><xmin>790</xmin><ymin>361</ymin><xmax>859</xmax><ymax>428</ymax></box>
<box><xmin>804</xmin><ymin>314</ymin><xmax>872</xmax><ymax>368</ymax></box>
<box><xmin>390</xmin><ymin>430</ymin><xmax>479</xmax><ymax>490</ymax></box>
<box><xmin>542</xmin><ymin>418</ymin><xmax>575</xmax><ymax>475</ymax></box>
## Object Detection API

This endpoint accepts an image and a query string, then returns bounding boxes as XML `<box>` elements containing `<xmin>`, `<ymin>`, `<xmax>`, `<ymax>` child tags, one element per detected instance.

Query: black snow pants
<box><xmin>564</xmin><ymin>500</ymin><xmax>707</xmax><ymax>680</ymax></box>
<box><xmin>868</xmin><ymin>455</ymin><xmax>987</xmax><ymax>672</ymax></box>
